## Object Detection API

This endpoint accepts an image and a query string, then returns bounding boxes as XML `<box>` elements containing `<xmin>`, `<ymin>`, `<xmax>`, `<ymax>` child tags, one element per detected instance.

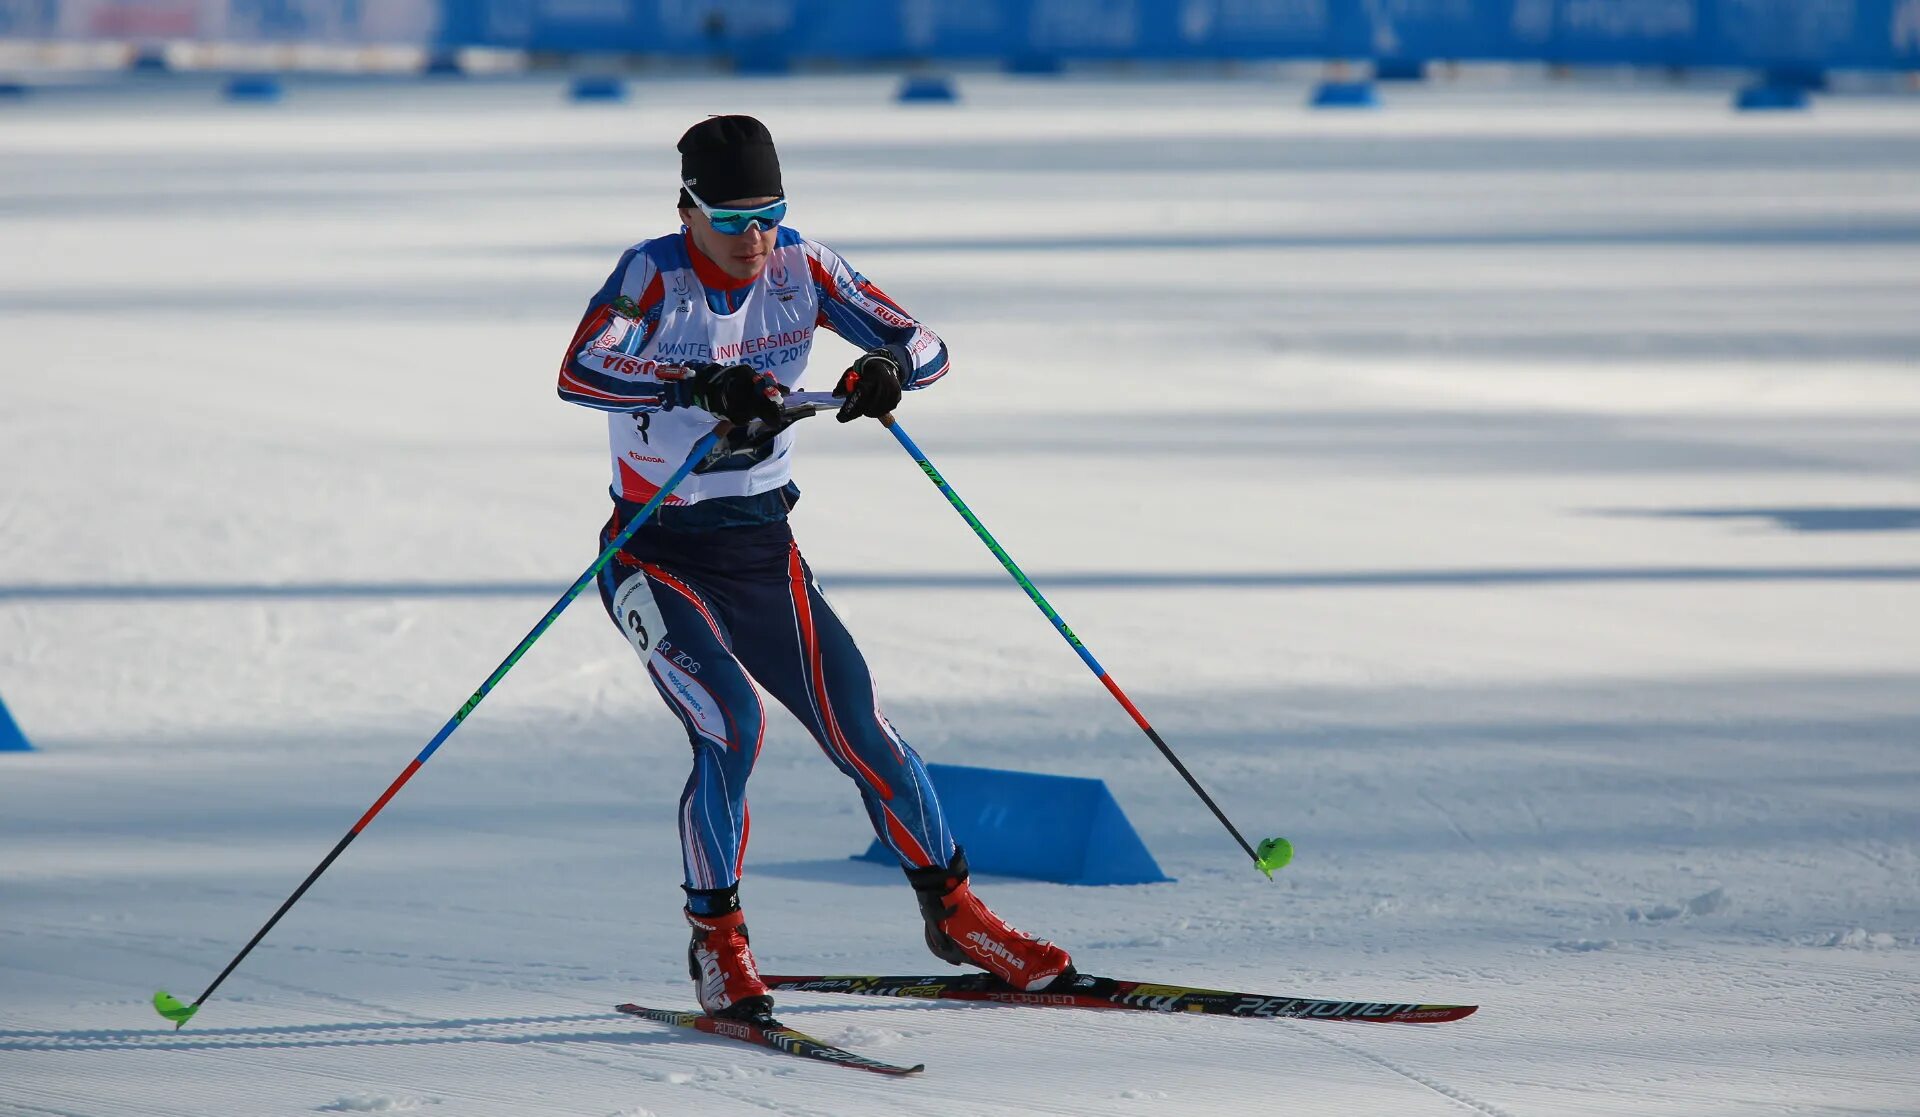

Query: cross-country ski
<box><xmin>758</xmin><ymin>973</ymin><xmax>1478</xmax><ymax>1024</ymax></box>
<box><xmin>613</xmin><ymin>1003</ymin><xmax>925</xmax><ymax>1076</ymax></box>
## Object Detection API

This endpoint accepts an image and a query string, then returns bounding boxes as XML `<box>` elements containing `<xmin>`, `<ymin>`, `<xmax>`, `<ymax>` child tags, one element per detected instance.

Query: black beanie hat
<box><xmin>677</xmin><ymin>115</ymin><xmax>782</xmax><ymax>209</ymax></box>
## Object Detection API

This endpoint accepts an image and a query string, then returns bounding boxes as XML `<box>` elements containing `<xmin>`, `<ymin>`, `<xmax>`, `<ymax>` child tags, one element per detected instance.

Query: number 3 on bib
<box><xmin>613</xmin><ymin>573</ymin><xmax>668</xmax><ymax>659</ymax></box>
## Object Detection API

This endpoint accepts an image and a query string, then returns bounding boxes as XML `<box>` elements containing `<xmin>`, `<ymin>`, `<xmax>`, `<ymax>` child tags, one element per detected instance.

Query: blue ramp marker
<box><xmin>1735</xmin><ymin>84</ymin><xmax>1809</xmax><ymax>112</ymax></box>
<box><xmin>225</xmin><ymin>75</ymin><xmax>283</xmax><ymax>103</ymax></box>
<box><xmin>898</xmin><ymin>75</ymin><xmax>958</xmax><ymax>104</ymax></box>
<box><xmin>569</xmin><ymin>76</ymin><xmax>627</xmax><ymax>103</ymax></box>
<box><xmin>1311</xmin><ymin>80</ymin><xmax>1379</xmax><ymax>108</ymax></box>
<box><xmin>856</xmin><ymin>764</ymin><xmax>1171</xmax><ymax>885</ymax></box>
<box><xmin>0</xmin><ymin>694</ymin><xmax>32</xmax><ymax>752</ymax></box>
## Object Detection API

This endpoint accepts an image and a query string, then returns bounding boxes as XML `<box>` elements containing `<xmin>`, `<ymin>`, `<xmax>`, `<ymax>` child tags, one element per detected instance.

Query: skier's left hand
<box><xmin>687</xmin><ymin>361</ymin><xmax>784</xmax><ymax>426</ymax></box>
<box><xmin>832</xmin><ymin>347</ymin><xmax>904</xmax><ymax>423</ymax></box>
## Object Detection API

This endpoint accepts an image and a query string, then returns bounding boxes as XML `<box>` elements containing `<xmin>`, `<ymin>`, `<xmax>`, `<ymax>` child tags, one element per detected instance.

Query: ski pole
<box><xmin>878</xmin><ymin>415</ymin><xmax>1292</xmax><ymax>880</ymax></box>
<box><xmin>150</xmin><ymin>405</ymin><xmax>786</xmax><ymax>1028</ymax></box>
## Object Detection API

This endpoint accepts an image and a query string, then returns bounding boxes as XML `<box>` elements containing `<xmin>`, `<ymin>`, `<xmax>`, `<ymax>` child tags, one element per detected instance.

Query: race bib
<box><xmin>612</xmin><ymin>573</ymin><xmax>667</xmax><ymax>659</ymax></box>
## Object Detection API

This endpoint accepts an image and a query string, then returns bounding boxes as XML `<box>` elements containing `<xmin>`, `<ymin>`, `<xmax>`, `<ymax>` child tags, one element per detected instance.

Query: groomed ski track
<box><xmin>3</xmin><ymin>74</ymin><xmax>1919</xmax><ymax>1115</ymax></box>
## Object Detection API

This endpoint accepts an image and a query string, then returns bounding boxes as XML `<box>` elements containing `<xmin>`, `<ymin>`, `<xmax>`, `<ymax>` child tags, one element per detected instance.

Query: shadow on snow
<box><xmin>4</xmin><ymin>563</ymin><xmax>1917</xmax><ymax>604</ymax></box>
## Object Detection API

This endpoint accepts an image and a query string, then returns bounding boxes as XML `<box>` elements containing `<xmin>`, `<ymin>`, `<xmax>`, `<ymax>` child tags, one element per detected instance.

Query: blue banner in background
<box><xmin>1370</xmin><ymin>0</ymin><xmax>1516</xmax><ymax>61</ymax></box>
<box><xmin>1370</xmin><ymin>0</ymin><xmax>1920</xmax><ymax>68</ymax></box>
<box><xmin>438</xmin><ymin>0</ymin><xmax>1918</xmax><ymax>70</ymax></box>
<box><xmin>0</xmin><ymin>0</ymin><xmax>440</xmax><ymax>42</ymax></box>
<box><xmin>5</xmin><ymin>0</ymin><xmax>1917</xmax><ymax>71</ymax></box>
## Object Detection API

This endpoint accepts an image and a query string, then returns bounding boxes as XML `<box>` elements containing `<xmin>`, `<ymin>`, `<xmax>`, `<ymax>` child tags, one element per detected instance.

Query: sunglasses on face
<box><xmin>684</xmin><ymin>183</ymin><xmax>787</xmax><ymax>235</ymax></box>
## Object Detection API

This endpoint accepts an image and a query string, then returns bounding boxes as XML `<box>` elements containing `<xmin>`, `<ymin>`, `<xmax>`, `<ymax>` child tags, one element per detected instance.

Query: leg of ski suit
<box><xmin>598</xmin><ymin>519</ymin><xmax>954</xmax><ymax>891</ymax></box>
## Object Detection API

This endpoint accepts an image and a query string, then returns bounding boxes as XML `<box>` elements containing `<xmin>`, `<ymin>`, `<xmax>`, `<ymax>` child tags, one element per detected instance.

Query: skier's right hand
<box><xmin>687</xmin><ymin>362</ymin><xmax>782</xmax><ymax>426</ymax></box>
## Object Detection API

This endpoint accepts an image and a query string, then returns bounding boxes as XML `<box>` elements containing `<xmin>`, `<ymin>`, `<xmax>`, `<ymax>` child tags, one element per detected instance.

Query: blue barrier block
<box><xmin>855</xmin><ymin>764</ymin><xmax>1171</xmax><ymax>886</ymax></box>
<box><xmin>568</xmin><ymin>76</ymin><xmax>627</xmax><ymax>103</ymax></box>
<box><xmin>1735</xmin><ymin>84</ymin><xmax>1809</xmax><ymax>111</ymax></box>
<box><xmin>131</xmin><ymin>47</ymin><xmax>170</xmax><ymax>74</ymax></box>
<box><xmin>0</xmin><ymin>82</ymin><xmax>27</xmax><ymax>99</ymax></box>
<box><xmin>0</xmin><ymin>694</ymin><xmax>32</xmax><ymax>752</ymax></box>
<box><xmin>424</xmin><ymin>50</ymin><xmax>466</xmax><ymax>77</ymax></box>
<box><xmin>225</xmin><ymin>75</ymin><xmax>283</xmax><ymax>103</ymax></box>
<box><xmin>1311</xmin><ymin>80</ymin><xmax>1379</xmax><ymax>108</ymax></box>
<box><xmin>897</xmin><ymin>75</ymin><xmax>958</xmax><ymax>104</ymax></box>
<box><xmin>1375</xmin><ymin>58</ymin><xmax>1425</xmax><ymax>81</ymax></box>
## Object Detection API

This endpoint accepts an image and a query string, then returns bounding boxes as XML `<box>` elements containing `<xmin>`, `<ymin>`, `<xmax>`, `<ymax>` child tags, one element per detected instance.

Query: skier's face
<box><xmin>682</xmin><ymin>197</ymin><xmax>781</xmax><ymax>281</ymax></box>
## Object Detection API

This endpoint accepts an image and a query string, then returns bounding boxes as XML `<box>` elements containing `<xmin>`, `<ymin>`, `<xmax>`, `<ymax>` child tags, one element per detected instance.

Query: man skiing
<box><xmin>556</xmin><ymin>115</ymin><xmax>1073</xmax><ymax>1021</ymax></box>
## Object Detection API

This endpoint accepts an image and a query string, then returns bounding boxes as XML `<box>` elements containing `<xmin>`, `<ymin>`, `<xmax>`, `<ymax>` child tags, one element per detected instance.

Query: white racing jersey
<box><xmin>557</xmin><ymin>226</ymin><xmax>950</xmax><ymax>507</ymax></box>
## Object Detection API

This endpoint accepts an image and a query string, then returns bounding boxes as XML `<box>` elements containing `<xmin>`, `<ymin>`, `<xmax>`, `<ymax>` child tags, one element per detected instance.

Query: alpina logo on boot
<box><xmin>964</xmin><ymin>930</ymin><xmax>1026</xmax><ymax>971</ymax></box>
<box><xmin>694</xmin><ymin>944</ymin><xmax>732</xmax><ymax>1008</ymax></box>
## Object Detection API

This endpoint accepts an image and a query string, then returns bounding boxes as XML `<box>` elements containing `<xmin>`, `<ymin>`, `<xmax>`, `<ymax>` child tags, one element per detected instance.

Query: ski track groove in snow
<box><xmin>1289</xmin><ymin>1022</ymin><xmax>1519</xmax><ymax>1117</ymax></box>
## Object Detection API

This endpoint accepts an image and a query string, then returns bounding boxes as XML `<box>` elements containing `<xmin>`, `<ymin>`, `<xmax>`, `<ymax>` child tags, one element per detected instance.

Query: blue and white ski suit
<box><xmin>558</xmin><ymin>227</ymin><xmax>955</xmax><ymax>892</ymax></box>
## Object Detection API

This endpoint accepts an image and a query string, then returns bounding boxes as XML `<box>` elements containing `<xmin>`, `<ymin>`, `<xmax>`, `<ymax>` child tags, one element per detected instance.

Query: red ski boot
<box><xmin>686</xmin><ymin>906</ymin><xmax>773</xmax><ymax>1019</ymax></box>
<box><xmin>908</xmin><ymin>850</ymin><xmax>1073</xmax><ymax>991</ymax></box>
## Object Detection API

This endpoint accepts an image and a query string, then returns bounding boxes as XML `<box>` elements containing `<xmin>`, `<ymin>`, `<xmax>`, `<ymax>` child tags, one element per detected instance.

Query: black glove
<box><xmin>688</xmin><ymin>362</ymin><xmax>782</xmax><ymax>426</ymax></box>
<box><xmin>832</xmin><ymin>347</ymin><xmax>904</xmax><ymax>423</ymax></box>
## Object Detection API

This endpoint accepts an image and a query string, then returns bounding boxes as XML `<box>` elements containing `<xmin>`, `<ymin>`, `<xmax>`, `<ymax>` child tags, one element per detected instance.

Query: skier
<box><xmin>556</xmin><ymin>115</ymin><xmax>1074</xmax><ymax>1020</ymax></box>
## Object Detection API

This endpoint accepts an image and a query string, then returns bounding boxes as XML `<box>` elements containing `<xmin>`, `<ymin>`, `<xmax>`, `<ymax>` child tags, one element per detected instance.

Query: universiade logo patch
<box><xmin>767</xmin><ymin>256</ymin><xmax>803</xmax><ymax>301</ymax></box>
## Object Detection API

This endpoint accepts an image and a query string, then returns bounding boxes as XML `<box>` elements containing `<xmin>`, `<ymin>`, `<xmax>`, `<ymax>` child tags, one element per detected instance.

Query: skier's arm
<box><xmin>556</xmin><ymin>248</ymin><xmax>686</xmax><ymax>413</ymax></box>
<box><xmin>805</xmin><ymin>242</ymin><xmax>951</xmax><ymax>389</ymax></box>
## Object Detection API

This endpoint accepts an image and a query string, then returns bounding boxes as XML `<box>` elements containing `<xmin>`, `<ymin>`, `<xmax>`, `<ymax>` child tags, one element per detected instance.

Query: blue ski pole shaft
<box><xmin>879</xmin><ymin>415</ymin><xmax>1269</xmax><ymax>872</ymax></box>
<box><xmin>156</xmin><ymin>421</ymin><xmax>731</xmax><ymax>1028</ymax></box>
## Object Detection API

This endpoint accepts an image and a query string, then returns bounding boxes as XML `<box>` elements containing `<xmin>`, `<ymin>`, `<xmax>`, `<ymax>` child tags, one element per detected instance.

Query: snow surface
<box><xmin>3</xmin><ymin>73</ymin><xmax>1919</xmax><ymax>1117</ymax></box>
